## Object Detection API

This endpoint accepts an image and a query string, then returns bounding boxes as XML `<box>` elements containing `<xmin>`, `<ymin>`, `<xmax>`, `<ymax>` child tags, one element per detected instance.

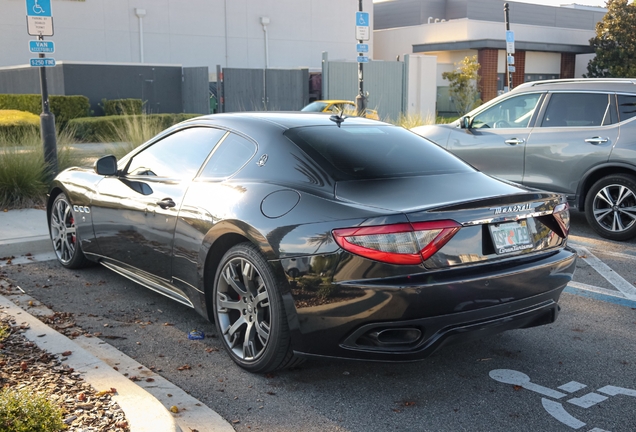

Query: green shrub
<box><xmin>0</xmin><ymin>323</ymin><xmax>8</xmax><ymax>341</ymax></box>
<box><xmin>67</xmin><ymin>113</ymin><xmax>200</xmax><ymax>143</ymax></box>
<box><xmin>0</xmin><ymin>94</ymin><xmax>90</xmax><ymax>125</ymax></box>
<box><xmin>0</xmin><ymin>127</ymin><xmax>82</xmax><ymax>208</ymax></box>
<box><xmin>0</xmin><ymin>387</ymin><xmax>64</xmax><ymax>432</ymax></box>
<box><xmin>0</xmin><ymin>110</ymin><xmax>40</xmax><ymax>126</ymax></box>
<box><xmin>0</xmin><ymin>110</ymin><xmax>40</xmax><ymax>139</ymax></box>
<box><xmin>103</xmin><ymin>98</ymin><xmax>143</xmax><ymax>116</ymax></box>
<box><xmin>0</xmin><ymin>95</ymin><xmax>40</xmax><ymax>114</ymax></box>
<box><xmin>49</xmin><ymin>95</ymin><xmax>91</xmax><ymax>124</ymax></box>
<box><xmin>385</xmin><ymin>113</ymin><xmax>459</xmax><ymax>128</ymax></box>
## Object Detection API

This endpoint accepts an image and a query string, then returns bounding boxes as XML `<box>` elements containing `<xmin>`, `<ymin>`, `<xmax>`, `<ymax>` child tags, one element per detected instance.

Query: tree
<box><xmin>585</xmin><ymin>0</ymin><xmax>636</xmax><ymax>77</ymax></box>
<box><xmin>442</xmin><ymin>55</ymin><xmax>482</xmax><ymax>116</ymax></box>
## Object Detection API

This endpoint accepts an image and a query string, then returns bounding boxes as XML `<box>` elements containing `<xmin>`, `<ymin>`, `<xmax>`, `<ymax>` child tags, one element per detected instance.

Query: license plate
<box><xmin>489</xmin><ymin>220</ymin><xmax>533</xmax><ymax>254</ymax></box>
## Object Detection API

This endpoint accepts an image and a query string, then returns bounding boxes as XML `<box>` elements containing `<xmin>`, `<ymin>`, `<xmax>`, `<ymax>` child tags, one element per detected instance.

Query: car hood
<box><xmin>335</xmin><ymin>172</ymin><xmax>527</xmax><ymax>213</ymax></box>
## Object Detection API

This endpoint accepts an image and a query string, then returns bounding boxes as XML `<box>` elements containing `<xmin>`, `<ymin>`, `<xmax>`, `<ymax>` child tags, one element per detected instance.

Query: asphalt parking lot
<box><xmin>2</xmin><ymin>210</ymin><xmax>635</xmax><ymax>432</ymax></box>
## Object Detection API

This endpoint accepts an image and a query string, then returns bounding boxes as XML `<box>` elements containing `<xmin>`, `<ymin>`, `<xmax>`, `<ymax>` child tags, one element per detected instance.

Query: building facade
<box><xmin>1</xmin><ymin>0</ymin><xmax>373</xmax><ymax>76</ymax></box>
<box><xmin>373</xmin><ymin>0</ymin><xmax>605</xmax><ymax>113</ymax></box>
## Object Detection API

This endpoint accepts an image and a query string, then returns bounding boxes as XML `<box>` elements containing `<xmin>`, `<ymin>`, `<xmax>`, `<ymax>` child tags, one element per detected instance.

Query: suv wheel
<box><xmin>584</xmin><ymin>174</ymin><xmax>636</xmax><ymax>241</ymax></box>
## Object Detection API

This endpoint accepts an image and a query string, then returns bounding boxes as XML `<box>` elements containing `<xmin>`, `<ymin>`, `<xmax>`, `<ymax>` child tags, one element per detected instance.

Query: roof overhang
<box><xmin>413</xmin><ymin>39</ymin><xmax>594</xmax><ymax>54</ymax></box>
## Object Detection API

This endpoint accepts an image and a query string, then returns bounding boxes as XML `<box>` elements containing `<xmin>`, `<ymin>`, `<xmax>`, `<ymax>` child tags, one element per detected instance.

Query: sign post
<box><xmin>355</xmin><ymin>3</ymin><xmax>369</xmax><ymax>116</ymax></box>
<box><xmin>26</xmin><ymin>0</ymin><xmax>57</xmax><ymax>177</ymax></box>
<box><xmin>504</xmin><ymin>3</ymin><xmax>514</xmax><ymax>92</ymax></box>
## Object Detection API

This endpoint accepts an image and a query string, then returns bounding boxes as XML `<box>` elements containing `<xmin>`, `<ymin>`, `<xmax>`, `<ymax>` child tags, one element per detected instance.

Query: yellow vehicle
<box><xmin>301</xmin><ymin>100</ymin><xmax>380</xmax><ymax>120</ymax></box>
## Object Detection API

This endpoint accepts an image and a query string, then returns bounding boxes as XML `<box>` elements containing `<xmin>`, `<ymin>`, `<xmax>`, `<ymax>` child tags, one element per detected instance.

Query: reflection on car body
<box><xmin>48</xmin><ymin>112</ymin><xmax>575</xmax><ymax>373</ymax></box>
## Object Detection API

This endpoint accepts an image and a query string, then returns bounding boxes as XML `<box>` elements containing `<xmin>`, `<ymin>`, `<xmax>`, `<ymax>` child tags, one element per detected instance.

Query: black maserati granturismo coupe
<box><xmin>48</xmin><ymin>112</ymin><xmax>576</xmax><ymax>372</ymax></box>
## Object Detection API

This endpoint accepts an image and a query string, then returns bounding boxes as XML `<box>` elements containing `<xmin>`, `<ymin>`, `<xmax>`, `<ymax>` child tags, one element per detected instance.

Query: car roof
<box><xmin>513</xmin><ymin>78</ymin><xmax>636</xmax><ymax>93</ymax></box>
<box><xmin>183</xmin><ymin>111</ymin><xmax>388</xmax><ymax>130</ymax></box>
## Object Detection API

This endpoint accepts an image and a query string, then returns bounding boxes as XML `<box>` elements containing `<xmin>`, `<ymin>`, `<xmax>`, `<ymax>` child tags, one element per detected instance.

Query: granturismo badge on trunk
<box><xmin>491</xmin><ymin>203</ymin><xmax>533</xmax><ymax>215</ymax></box>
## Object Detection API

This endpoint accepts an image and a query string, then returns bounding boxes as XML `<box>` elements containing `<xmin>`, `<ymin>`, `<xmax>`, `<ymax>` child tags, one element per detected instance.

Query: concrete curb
<box><xmin>0</xmin><ymin>236</ymin><xmax>52</xmax><ymax>257</ymax></box>
<box><xmin>0</xmin><ymin>296</ymin><xmax>181</xmax><ymax>432</ymax></box>
<box><xmin>0</xmin><ymin>293</ymin><xmax>180</xmax><ymax>432</ymax></box>
<box><xmin>74</xmin><ymin>336</ymin><xmax>235</xmax><ymax>432</ymax></box>
<box><xmin>0</xmin><ymin>283</ymin><xmax>235</xmax><ymax>432</ymax></box>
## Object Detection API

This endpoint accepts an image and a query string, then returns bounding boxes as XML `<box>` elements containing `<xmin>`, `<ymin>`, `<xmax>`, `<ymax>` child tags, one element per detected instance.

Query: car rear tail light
<box><xmin>553</xmin><ymin>202</ymin><xmax>570</xmax><ymax>237</ymax></box>
<box><xmin>332</xmin><ymin>220</ymin><xmax>461</xmax><ymax>265</ymax></box>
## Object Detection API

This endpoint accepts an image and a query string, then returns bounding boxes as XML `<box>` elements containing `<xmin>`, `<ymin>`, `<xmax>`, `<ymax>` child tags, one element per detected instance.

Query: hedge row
<box><xmin>103</xmin><ymin>98</ymin><xmax>143</xmax><ymax>116</ymax></box>
<box><xmin>0</xmin><ymin>110</ymin><xmax>39</xmax><ymax>141</ymax></box>
<box><xmin>0</xmin><ymin>94</ymin><xmax>90</xmax><ymax>124</ymax></box>
<box><xmin>0</xmin><ymin>124</ymin><xmax>38</xmax><ymax>140</ymax></box>
<box><xmin>67</xmin><ymin>113</ymin><xmax>201</xmax><ymax>142</ymax></box>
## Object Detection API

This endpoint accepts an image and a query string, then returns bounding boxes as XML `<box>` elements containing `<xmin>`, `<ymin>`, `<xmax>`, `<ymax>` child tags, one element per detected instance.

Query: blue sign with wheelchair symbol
<box><xmin>356</xmin><ymin>12</ymin><xmax>369</xmax><ymax>27</ymax></box>
<box><xmin>26</xmin><ymin>0</ymin><xmax>51</xmax><ymax>17</ymax></box>
<box><xmin>506</xmin><ymin>30</ymin><xmax>514</xmax><ymax>43</ymax></box>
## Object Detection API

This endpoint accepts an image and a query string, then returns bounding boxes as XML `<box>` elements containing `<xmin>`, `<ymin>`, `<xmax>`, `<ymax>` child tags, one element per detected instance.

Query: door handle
<box><xmin>504</xmin><ymin>138</ymin><xmax>525</xmax><ymax>145</ymax></box>
<box><xmin>157</xmin><ymin>198</ymin><xmax>176</xmax><ymax>209</ymax></box>
<box><xmin>584</xmin><ymin>137</ymin><xmax>609</xmax><ymax>145</ymax></box>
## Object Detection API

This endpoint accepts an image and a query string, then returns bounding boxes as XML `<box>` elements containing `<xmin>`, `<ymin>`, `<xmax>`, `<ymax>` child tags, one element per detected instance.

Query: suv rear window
<box><xmin>541</xmin><ymin>93</ymin><xmax>611</xmax><ymax>127</ymax></box>
<box><xmin>284</xmin><ymin>125</ymin><xmax>472</xmax><ymax>181</ymax></box>
<box><xmin>618</xmin><ymin>94</ymin><xmax>636</xmax><ymax>122</ymax></box>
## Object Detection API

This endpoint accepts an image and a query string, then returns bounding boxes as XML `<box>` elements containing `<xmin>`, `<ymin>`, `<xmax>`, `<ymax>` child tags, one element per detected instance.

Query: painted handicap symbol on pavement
<box><xmin>490</xmin><ymin>369</ymin><xmax>636</xmax><ymax>431</ymax></box>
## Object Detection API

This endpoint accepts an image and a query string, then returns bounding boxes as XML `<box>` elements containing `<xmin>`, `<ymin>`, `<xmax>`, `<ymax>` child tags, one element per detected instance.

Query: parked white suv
<box><xmin>413</xmin><ymin>78</ymin><xmax>636</xmax><ymax>241</ymax></box>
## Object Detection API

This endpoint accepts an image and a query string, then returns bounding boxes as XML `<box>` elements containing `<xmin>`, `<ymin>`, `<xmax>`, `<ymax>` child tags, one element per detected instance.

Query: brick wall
<box><xmin>478</xmin><ymin>48</ymin><xmax>499</xmax><ymax>103</ymax></box>
<box><xmin>560</xmin><ymin>53</ymin><xmax>576</xmax><ymax>78</ymax></box>
<box><xmin>511</xmin><ymin>50</ymin><xmax>526</xmax><ymax>91</ymax></box>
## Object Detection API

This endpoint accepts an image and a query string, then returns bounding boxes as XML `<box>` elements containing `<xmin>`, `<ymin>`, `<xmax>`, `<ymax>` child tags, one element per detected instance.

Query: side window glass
<box><xmin>541</xmin><ymin>93</ymin><xmax>610</xmax><ymax>127</ymax></box>
<box><xmin>471</xmin><ymin>94</ymin><xmax>541</xmax><ymax>129</ymax></box>
<box><xmin>199</xmin><ymin>133</ymin><xmax>256</xmax><ymax>179</ymax></box>
<box><xmin>618</xmin><ymin>94</ymin><xmax>636</xmax><ymax>122</ymax></box>
<box><xmin>127</xmin><ymin>127</ymin><xmax>225</xmax><ymax>179</ymax></box>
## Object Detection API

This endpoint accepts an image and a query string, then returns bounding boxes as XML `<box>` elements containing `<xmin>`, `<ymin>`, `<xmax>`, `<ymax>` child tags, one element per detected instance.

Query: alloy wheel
<box><xmin>592</xmin><ymin>183</ymin><xmax>636</xmax><ymax>234</ymax></box>
<box><xmin>50</xmin><ymin>196</ymin><xmax>77</xmax><ymax>265</ymax></box>
<box><xmin>216</xmin><ymin>257</ymin><xmax>271</xmax><ymax>361</ymax></box>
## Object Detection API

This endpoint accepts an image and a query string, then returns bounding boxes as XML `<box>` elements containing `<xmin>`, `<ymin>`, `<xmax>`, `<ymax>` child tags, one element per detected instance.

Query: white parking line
<box><xmin>571</xmin><ymin>246</ymin><xmax>636</xmax><ymax>301</ymax></box>
<box><xmin>568</xmin><ymin>281</ymin><xmax>627</xmax><ymax>299</ymax></box>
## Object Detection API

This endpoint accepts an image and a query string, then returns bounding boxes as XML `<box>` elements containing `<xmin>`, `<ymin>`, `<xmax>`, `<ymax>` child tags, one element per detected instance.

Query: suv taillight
<box><xmin>332</xmin><ymin>221</ymin><xmax>461</xmax><ymax>265</ymax></box>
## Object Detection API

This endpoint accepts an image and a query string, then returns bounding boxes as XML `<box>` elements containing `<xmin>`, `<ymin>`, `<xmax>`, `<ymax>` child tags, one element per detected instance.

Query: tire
<box><xmin>213</xmin><ymin>243</ymin><xmax>301</xmax><ymax>373</ymax></box>
<box><xmin>49</xmin><ymin>193</ymin><xmax>92</xmax><ymax>269</ymax></box>
<box><xmin>584</xmin><ymin>174</ymin><xmax>636</xmax><ymax>241</ymax></box>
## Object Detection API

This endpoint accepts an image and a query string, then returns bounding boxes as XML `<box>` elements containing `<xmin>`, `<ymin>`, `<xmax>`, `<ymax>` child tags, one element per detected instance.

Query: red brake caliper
<box><xmin>69</xmin><ymin>217</ymin><xmax>76</xmax><ymax>244</ymax></box>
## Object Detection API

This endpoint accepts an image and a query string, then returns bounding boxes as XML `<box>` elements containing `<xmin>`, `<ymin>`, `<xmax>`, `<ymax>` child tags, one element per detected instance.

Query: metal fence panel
<box><xmin>265</xmin><ymin>69</ymin><xmax>309</xmax><ymax>111</ymax></box>
<box><xmin>365</xmin><ymin>61</ymin><xmax>405</xmax><ymax>121</ymax></box>
<box><xmin>182</xmin><ymin>67</ymin><xmax>209</xmax><ymax>114</ymax></box>
<box><xmin>223</xmin><ymin>68</ymin><xmax>309</xmax><ymax>113</ymax></box>
<box><xmin>223</xmin><ymin>68</ymin><xmax>265</xmax><ymax>112</ymax></box>
<box><xmin>324</xmin><ymin>60</ymin><xmax>405</xmax><ymax>121</ymax></box>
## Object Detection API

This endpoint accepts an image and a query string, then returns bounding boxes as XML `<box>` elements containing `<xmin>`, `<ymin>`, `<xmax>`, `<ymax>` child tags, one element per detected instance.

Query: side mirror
<box><xmin>94</xmin><ymin>155</ymin><xmax>118</xmax><ymax>176</ymax></box>
<box><xmin>460</xmin><ymin>116</ymin><xmax>471</xmax><ymax>129</ymax></box>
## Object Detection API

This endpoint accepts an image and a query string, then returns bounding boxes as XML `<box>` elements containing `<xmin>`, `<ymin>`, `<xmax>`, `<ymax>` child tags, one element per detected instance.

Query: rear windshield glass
<box><xmin>618</xmin><ymin>94</ymin><xmax>636</xmax><ymax>122</ymax></box>
<box><xmin>284</xmin><ymin>125</ymin><xmax>472</xmax><ymax>181</ymax></box>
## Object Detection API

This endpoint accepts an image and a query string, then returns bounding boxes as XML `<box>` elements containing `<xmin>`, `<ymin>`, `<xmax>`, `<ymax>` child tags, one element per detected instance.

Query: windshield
<box><xmin>301</xmin><ymin>102</ymin><xmax>329</xmax><ymax>112</ymax></box>
<box><xmin>472</xmin><ymin>94</ymin><xmax>541</xmax><ymax>129</ymax></box>
<box><xmin>285</xmin><ymin>125</ymin><xmax>473</xmax><ymax>181</ymax></box>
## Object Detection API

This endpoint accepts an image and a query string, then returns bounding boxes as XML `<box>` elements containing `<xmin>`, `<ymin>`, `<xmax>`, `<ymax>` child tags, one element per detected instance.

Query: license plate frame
<box><xmin>489</xmin><ymin>220</ymin><xmax>533</xmax><ymax>254</ymax></box>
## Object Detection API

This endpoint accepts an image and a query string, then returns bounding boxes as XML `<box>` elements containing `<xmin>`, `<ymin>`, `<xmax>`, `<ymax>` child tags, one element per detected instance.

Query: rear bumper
<box><xmin>289</xmin><ymin>247</ymin><xmax>576</xmax><ymax>361</ymax></box>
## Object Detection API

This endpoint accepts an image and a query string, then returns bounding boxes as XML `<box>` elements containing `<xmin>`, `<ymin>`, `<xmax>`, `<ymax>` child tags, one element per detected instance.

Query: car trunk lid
<box><xmin>335</xmin><ymin>173</ymin><xmax>569</xmax><ymax>268</ymax></box>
